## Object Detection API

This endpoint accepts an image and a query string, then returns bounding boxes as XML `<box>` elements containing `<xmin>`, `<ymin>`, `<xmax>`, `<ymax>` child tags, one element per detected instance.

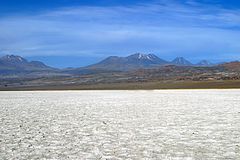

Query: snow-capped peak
<box><xmin>136</xmin><ymin>53</ymin><xmax>156</xmax><ymax>60</ymax></box>
<box><xmin>1</xmin><ymin>55</ymin><xmax>27</xmax><ymax>63</ymax></box>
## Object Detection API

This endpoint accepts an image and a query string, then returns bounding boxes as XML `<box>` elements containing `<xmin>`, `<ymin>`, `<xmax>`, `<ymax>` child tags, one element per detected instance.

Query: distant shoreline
<box><xmin>1</xmin><ymin>80</ymin><xmax>240</xmax><ymax>91</ymax></box>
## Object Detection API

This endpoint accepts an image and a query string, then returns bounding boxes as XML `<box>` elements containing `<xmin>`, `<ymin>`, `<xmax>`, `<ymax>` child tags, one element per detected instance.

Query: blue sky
<box><xmin>1</xmin><ymin>0</ymin><xmax>240</xmax><ymax>68</ymax></box>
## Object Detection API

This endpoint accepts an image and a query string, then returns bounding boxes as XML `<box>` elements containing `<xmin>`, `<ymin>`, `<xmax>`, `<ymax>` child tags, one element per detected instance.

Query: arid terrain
<box><xmin>0</xmin><ymin>90</ymin><xmax>239</xmax><ymax>159</ymax></box>
<box><xmin>1</xmin><ymin>54</ymin><xmax>240</xmax><ymax>90</ymax></box>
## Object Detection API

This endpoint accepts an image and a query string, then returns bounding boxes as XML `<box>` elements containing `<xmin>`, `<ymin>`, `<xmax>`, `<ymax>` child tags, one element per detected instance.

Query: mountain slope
<box><xmin>0</xmin><ymin>55</ymin><xmax>55</xmax><ymax>75</ymax></box>
<box><xmin>85</xmin><ymin>53</ymin><xmax>169</xmax><ymax>71</ymax></box>
<box><xmin>197</xmin><ymin>60</ymin><xmax>213</xmax><ymax>66</ymax></box>
<box><xmin>220</xmin><ymin>61</ymin><xmax>240</xmax><ymax>72</ymax></box>
<box><xmin>172</xmin><ymin>57</ymin><xmax>192</xmax><ymax>66</ymax></box>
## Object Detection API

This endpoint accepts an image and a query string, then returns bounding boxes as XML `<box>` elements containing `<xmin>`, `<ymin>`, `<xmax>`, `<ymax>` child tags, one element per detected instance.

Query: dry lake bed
<box><xmin>0</xmin><ymin>90</ymin><xmax>240</xmax><ymax>159</ymax></box>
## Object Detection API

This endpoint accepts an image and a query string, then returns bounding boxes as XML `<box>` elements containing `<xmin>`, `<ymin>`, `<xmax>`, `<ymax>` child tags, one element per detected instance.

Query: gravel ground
<box><xmin>0</xmin><ymin>90</ymin><xmax>240</xmax><ymax>160</ymax></box>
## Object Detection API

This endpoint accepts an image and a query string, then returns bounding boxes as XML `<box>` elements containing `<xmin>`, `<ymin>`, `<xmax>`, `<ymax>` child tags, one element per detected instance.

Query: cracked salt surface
<box><xmin>0</xmin><ymin>90</ymin><xmax>240</xmax><ymax>159</ymax></box>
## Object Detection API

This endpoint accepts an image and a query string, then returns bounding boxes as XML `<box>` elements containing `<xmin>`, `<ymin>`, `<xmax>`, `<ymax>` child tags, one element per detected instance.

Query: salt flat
<box><xmin>0</xmin><ymin>90</ymin><xmax>239</xmax><ymax>160</ymax></box>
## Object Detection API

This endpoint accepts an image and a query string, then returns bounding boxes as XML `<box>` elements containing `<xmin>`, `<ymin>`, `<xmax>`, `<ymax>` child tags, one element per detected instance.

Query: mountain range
<box><xmin>1</xmin><ymin>53</ymin><xmax>240</xmax><ymax>89</ymax></box>
<box><xmin>0</xmin><ymin>53</ymin><xmax>234</xmax><ymax>76</ymax></box>
<box><xmin>76</xmin><ymin>53</ymin><xmax>214</xmax><ymax>73</ymax></box>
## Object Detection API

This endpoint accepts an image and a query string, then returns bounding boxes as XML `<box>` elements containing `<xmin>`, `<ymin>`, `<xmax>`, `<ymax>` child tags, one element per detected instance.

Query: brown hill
<box><xmin>220</xmin><ymin>61</ymin><xmax>240</xmax><ymax>71</ymax></box>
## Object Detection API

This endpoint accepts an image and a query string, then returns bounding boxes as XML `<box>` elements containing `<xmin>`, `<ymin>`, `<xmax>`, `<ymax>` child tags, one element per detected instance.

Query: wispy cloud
<box><xmin>0</xmin><ymin>0</ymin><xmax>240</xmax><ymax>62</ymax></box>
